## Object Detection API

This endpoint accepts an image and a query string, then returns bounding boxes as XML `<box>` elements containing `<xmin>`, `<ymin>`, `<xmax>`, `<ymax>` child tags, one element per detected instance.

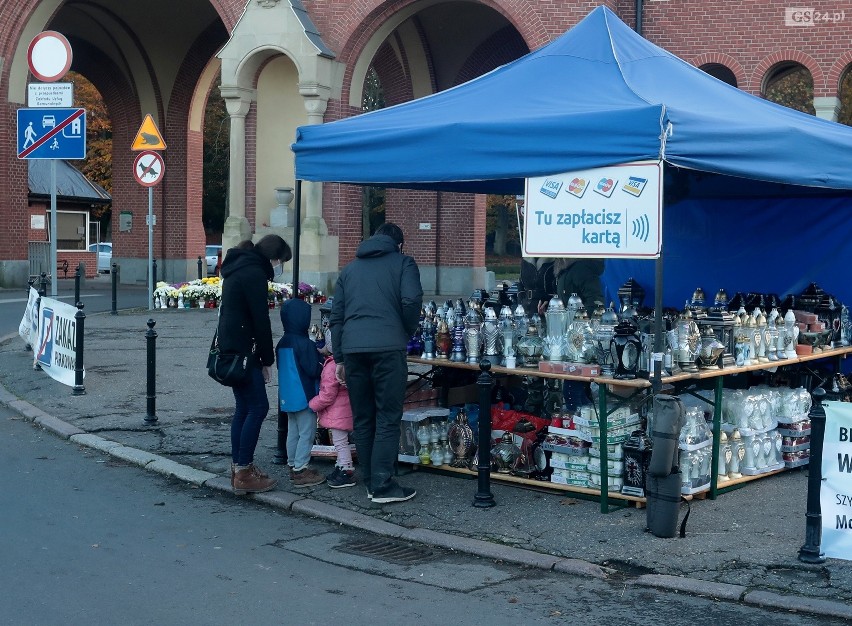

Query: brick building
<box><xmin>0</xmin><ymin>1</ymin><xmax>850</xmax><ymax>292</ymax></box>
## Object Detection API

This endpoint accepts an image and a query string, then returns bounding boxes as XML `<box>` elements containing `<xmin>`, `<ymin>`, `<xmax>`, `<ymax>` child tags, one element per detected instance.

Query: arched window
<box><xmin>763</xmin><ymin>63</ymin><xmax>815</xmax><ymax>114</ymax></box>
<box><xmin>837</xmin><ymin>66</ymin><xmax>852</xmax><ymax>125</ymax></box>
<box><xmin>699</xmin><ymin>63</ymin><xmax>737</xmax><ymax>87</ymax></box>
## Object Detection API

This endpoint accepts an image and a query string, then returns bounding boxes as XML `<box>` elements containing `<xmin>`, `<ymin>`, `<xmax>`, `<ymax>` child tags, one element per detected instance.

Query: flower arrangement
<box><xmin>150</xmin><ymin>276</ymin><xmax>322</xmax><ymax>308</ymax></box>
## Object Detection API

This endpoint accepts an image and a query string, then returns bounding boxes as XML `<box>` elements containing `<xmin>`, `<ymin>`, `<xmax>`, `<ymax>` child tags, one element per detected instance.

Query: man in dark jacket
<box><xmin>330</xmin><ymin>223</ymin><xmax>423</xmax><ymax>503</ymax></box>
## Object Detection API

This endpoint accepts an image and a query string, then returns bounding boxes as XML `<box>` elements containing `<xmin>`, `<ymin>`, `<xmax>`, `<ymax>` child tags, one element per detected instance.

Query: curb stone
<box><xmin>0</xmin><ymin>386</ymin><xmax>850</xmax><ymax>620</ymax></box>
<box><xmin>634</xmin><ymin>574</ymin><xmax>746</xmax><ymax>601</ymax></box>
<box><xmin>70</xmin><ymin>433</ymin><xmax>124</xmax><ymax>452</ymax></box>
<box><xmin>146</xmin><ymin>457</ymin><xmax>217</xmax><ymax>485</ymax></box>
<box><xmin>743</xmin><ymin>590</ymin><xmax>852</xmax><ymax>620</ymax></box>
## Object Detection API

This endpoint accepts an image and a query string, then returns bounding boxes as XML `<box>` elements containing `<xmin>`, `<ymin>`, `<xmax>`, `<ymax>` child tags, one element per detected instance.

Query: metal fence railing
<box><xmin>28</xmin><ymin>241</ymin><xmax>50</xmax><ymax>277</ymax></box>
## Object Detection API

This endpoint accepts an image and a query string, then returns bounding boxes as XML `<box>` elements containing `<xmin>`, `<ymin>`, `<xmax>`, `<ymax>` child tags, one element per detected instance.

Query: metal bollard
<box><xmin>473</xmin><ymin>358</ymin><xmax>496</xmax><ymax>508</ymax></box>
<box><xmin>272</xmin><ymin>411</ymin><xmax>289</xmax><ymax>465</ymax></box>
<box><xmin>39</xmin><ymin>272</ymin><xmax>48</xmax><ymax>297</ymax></box>
<box><xmin>197</xmin><ymin>256</ymin><xmax>203</xmax><ymax>280</ymax></box>
<box><xmin>111</xmin><ymin>263</ymin><xmax>118</xmax><ymax>315</ymax></box>
<box><xmin>74</xmin><ymin>263</ymin><xmax>82</xmax><ymax>306</ymax></box>
<box><xmin>152</xmin><ymin>258</ymin><xmax>158</xmax><ymax>289</ymax></box>
<box><xmin>799</xmin><ymin>387</ymin><xmax>827</xmax><ymax>563</ymax></box>
<box><xmin>145</xmin><ymin>319</ymin><xmax>158</xmax><ymax>424</ymax></box>
<box><xmin>25</xmin><ymin>278</ymin><xmax>36</xmax><ymax>352</ymax></box>
<box><xmin>72</xmin><ymin>303</ymin><xmax>86</xmax><ymax>396</ymax></box>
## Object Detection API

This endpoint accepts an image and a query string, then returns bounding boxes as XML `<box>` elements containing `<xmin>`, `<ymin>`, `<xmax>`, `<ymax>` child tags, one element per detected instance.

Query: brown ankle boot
<box><xmin>231</xmin><ymin>463</ymin><xmax>269</xmax><ymax>487</ymax></box>
<box><xmin>233</xmin><ymin>467</ymin><xmax>277</xmax><ymax>495</ymax></box>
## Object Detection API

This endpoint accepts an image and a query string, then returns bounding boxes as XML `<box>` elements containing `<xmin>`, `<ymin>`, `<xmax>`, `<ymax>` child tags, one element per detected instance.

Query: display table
<box><xmin>406</xmin><ymin>345</ymin><xmax>852</xmax><ymax>513</ymax></box>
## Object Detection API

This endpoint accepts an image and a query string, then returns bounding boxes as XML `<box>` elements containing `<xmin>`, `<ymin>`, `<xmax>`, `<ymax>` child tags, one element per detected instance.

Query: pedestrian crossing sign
<box><xmin>131</xmin><ymin>114</ymin><xmax>167</xmax><ymax>151</ymax></box>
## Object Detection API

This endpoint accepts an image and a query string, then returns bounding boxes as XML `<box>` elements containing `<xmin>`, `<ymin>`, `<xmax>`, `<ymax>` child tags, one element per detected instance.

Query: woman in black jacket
<box><xmin>218</xmin><ymin>234</ymin><xmax>291</xmax><ymax>494</ymax></box>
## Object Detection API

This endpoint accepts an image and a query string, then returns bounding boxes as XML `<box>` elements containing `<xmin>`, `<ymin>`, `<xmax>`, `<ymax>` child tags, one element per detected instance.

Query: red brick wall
<box><xmin>640</xmin><ymin>1</ymin><xmax>852</xmax><ymax>96</ymax></box>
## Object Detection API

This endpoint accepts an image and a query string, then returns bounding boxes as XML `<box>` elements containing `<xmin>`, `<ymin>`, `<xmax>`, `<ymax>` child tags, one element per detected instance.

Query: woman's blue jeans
<box><xmin>231</xmin><ymin>366</ymin><xmax>269</xmax><ymax>466</ymax></box>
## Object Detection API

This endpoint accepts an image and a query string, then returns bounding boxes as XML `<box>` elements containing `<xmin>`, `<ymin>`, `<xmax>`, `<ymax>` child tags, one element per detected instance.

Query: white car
<box><xmin>88</xmin><ymin>242</ymin><xmax>112</xmax><ymax>273</ymax></box>
<box><xmin>205</xmin><ymin>245</ymin><xmax>222</xmax><ymax>275</ymax></box>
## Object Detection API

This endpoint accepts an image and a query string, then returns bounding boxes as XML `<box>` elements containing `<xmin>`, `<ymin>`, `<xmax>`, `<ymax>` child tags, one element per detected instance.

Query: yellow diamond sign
<box><xmin>131</xmin><ymin>114</ymin><xmax>166</xmax><ymax>151</ymax></box>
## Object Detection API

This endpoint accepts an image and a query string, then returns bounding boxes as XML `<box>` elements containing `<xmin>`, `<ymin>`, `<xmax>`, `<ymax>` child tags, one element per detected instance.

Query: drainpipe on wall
<box><xmin>635</xmin><ymin>0</ymin><xmax>643</xmax><ymax>36</ymax></box>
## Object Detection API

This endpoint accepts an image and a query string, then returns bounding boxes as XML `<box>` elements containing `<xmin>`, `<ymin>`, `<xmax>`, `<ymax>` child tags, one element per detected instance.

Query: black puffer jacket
<box><xmin>330</xmin><ymin>234</ymin><xmax>423</xmax><ymax>355</ymax></box>
<box><xmin>218</xmin><ymin>247</ymin><xmax>275</xmax><ymax>366</ymax></box>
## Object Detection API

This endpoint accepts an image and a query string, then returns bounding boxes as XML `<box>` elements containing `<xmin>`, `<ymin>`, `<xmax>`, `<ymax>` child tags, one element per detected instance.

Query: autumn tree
<box><xmin>764</xmin><ymin>64</ymin><xmax>815</xmax><ymax>114</ymax></box>
<box><xmin>486</xmin><ymin>194</ymin><xmax>521</xmax><ymax>255</ymax></box>
<box><xmin>361</xmin><ymin>67</ymin><xmax>386</xmax><ymax>239</ymax></box>
<box><xmin>203</xmin><ymin>80</ymin><xmax>229</xmax><ymax>234</ymax></box>
<box><xmin>68</xmin><ymin>72</ymin><xmax>112</xmax><ymax>221</ymax></box>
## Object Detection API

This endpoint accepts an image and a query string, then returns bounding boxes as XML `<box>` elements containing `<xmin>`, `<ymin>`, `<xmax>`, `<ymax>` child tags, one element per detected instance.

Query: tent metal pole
<box><xmin>652</xmin><ymin>253</ymin><xmax>663</xmax><ymax>392</ymax></box>
<box><xmin>652</xmin><ymin>162</ymin><xmax>664</xmax><ymax>393</ymax></box>
<box><xmin>293</xmin><ymin>179</ymin><xmax>302</xmax><ymax>290</ymax></box>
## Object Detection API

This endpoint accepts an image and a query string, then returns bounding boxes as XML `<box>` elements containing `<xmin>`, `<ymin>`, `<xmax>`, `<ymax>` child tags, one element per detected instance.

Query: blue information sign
<box><xmin>17</xmin><ymin>107</ymin><xmax>86</xmax><ymax>159</ymax></box>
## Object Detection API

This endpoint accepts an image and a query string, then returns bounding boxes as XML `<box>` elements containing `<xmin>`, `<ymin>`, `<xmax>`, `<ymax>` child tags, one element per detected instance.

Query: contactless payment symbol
<box><xmin>622</xmin><ymin>176</ymin><xmax>648</xmax><ymax>197</ymax></box>
<box><xmin>539</xmin><ymin>178</ymin><xmax>562</xmax><ymax>199</ymax></box>
<box><xmin>566</xmin><ymin>177</ymin><xmax>588</xmax><ymax>198</ymax></box>
<box><xmin>593</xmin><ymin>177</ymin><xmax>617</xmax><ymax>198</ymax></box>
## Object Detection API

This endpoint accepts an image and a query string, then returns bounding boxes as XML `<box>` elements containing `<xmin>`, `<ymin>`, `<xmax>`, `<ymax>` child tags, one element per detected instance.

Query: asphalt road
<box><xmin>2</xmin><ymin>407</ymin><xmax>846</xmax><ymax>626</ymax></box>
<box><xmin>0</xmin><ymin>277</ymin><xmax>149</xmax><ymax>338</ymax></box>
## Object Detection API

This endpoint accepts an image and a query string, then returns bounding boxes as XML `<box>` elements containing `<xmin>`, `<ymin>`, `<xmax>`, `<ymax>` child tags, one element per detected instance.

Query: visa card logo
<box><xmin>539</xmin><ymin>178</ymin><xmax>562</xmax><ymax>199</ymax></box>
<box><xmin>593</xmin><ymin>177</ymin><xmax>617</xmax><ymax>198</ymax></box>
<box><xmin>566</xmin><ymin>177</ymin><xmax>588</xmax><ymax>198</ymax></box>
<box><xmin>622</xmin><ymin>176</ymin><xmax>648</xmax><ymax>197</ymax></box>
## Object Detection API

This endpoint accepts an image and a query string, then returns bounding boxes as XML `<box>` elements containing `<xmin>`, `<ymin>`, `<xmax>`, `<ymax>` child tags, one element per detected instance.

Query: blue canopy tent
<box><xmin>292</xmin><ymin>5</ymin><xmax>852</xmax><ymax>310</ymax></box>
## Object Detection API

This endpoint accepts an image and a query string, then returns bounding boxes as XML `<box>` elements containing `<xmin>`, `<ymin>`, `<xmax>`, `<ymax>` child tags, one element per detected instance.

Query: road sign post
<box><xmin>24</xmin><ymin>31</ymin><xmax>77</xmax><ymax>297</ymax></box>
<box><xmin>133</xmin><ymin>150</ymin><xmax>165</xmax><ymax>310</ymax></box>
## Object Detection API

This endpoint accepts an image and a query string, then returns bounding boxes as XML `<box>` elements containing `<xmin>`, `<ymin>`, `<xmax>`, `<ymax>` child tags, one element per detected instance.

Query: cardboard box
<box><xmin>560</xmin><ymin>363</ymin><xmax>600</xmax><ymax>377</ymax></box>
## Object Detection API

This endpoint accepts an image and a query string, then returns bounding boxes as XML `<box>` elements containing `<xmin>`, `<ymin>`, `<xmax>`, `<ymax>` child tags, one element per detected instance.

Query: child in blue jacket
<box><xmin>276</xmin><ymin>298</ymin><xmax>325</xmax><ymax>487</ymax></box>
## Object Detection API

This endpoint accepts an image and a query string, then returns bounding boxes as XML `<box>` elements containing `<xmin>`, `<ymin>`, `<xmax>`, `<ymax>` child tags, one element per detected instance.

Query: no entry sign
<box><xmin>27</xmin><ymin>31</ymin><xmax>73</xmax><ymax>83</ymax></box>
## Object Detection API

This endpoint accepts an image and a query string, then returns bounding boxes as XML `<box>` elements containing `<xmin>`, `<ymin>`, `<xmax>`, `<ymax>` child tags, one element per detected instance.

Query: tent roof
<box><xmin>293</xmin><ymin>6</ymin><xmax>852</xmax><ymax>194</ymax></box>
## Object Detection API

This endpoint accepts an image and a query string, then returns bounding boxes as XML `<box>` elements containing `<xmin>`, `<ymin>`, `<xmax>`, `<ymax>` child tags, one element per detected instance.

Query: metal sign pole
<box><xmin>148</xmin><ymin>186</ymin><xmax>153</xmax><ymax>310</ymax></box>
<box><xmin>50</xmin><ymin>159</ymin><xmax>57</xmax><ymax>297</ymax></box>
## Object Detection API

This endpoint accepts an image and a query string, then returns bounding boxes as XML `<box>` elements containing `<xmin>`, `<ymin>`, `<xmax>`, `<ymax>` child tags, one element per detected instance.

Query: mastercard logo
<box><xmin>567</xmin><ymin>177</ymin><xmax>588</xmax><ymax>198</ymax></box>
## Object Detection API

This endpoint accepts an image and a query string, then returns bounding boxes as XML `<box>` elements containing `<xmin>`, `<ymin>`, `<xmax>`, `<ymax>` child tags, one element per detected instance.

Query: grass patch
<box><xmin>486</xmin><ymin>253</ymin><xmax>521</xmax><ymax>282</ymax></box>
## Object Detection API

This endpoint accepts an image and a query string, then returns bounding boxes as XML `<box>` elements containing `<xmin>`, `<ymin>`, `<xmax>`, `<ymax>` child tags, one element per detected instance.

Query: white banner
<box><xmin>523</xmin><ymin>160</ymin><xmax>663</xmax><ymax>259</ymax></box>
<box><xmin>34</xmin><ymin>297</ymin><xmax>84</xmax><ymax>387</ymax></box>
<box><xmin>821</xmin><ymin>401</ymin><xmax>852</xmax><ymax>560</ymax></box>
<box><xmin>18</xmin><ymin>287</ymin><xmax>40</xmax><ymax>349</ymax></box>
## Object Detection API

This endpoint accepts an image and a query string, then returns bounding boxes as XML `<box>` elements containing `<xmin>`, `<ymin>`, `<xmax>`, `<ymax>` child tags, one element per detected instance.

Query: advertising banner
<box><xmin>821</xmin><ymin>401</ymin><xmax>852</xmax><ymax>560</ymax></box>
<box><xmin>523</xmin><ymin>160</ymin><xmax>662</xmax><ymax>259</ymax></box>
<box><xmin>34</xmin><ymin>296</ymin><xmax>83</xmax><ymax>387</ymax></box>
<box><xmin>18</xmin><ymin>287</ymin><xmax>40</xmax><ymax>349</ymax></box>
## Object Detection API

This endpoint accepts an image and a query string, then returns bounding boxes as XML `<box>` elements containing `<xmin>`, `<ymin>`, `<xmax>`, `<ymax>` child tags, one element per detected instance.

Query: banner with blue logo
<box><xmin>523</xmin><ymin>160</ymin><xmax>662</xmax><ymax>259</ymax></box>
<box><xmin>34</xmin><ymin>297</ymin><xmax>83</xmax><ymax>387</ymax></box>
<box><xmin>822</xmin><ymin>401</ymin><xmax>852</xmax><ymax>560</ymax></box>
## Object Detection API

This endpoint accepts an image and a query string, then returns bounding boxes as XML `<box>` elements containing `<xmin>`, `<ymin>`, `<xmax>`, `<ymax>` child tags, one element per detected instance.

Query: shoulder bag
<box><xmin>207</xmin><ymin>327</ymin><xmax>253</xmax><ymax>387</ymax></box>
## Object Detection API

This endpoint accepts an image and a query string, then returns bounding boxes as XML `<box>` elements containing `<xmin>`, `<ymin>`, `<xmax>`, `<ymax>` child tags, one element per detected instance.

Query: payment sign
<box><xmin>17</xmin><ymin>107</ymin><xmax>86</xmax><ymax>159</ymax></box>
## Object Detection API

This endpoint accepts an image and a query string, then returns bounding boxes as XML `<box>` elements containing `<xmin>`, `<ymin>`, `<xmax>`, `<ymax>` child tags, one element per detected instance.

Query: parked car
<box><xmin>205</xmin><ymin>245</ymin><xmax>222</xmax><ymax>276</ymax></box>
<box><xmin>88</xmin><ymin>242</ymin><xmax>112</xmax><ymax>273</ymax></box>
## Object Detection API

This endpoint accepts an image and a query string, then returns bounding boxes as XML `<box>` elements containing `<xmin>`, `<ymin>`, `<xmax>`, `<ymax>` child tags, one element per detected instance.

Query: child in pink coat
<box><xmin>308</xmin><ymin>331</ymin><xmax>355</xmax><ymax>488</ymax></box>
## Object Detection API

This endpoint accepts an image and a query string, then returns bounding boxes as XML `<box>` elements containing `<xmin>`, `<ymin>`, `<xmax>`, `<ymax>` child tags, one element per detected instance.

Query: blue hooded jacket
<box><xmin>275</xmin><ymin>299</ymin><xmax>322</xmax><ymax>411</ymax></box>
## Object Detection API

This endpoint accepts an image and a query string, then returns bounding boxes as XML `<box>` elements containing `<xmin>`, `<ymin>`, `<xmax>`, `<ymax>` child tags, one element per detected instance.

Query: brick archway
<box><xmin>752</xmin><ymin>50</ymin><xmax>825</xmax><ymax>96</ymax></box>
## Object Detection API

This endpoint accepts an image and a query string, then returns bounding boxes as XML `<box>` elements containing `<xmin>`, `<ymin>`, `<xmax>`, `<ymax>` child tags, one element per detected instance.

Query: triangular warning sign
<box><xmin>131</xmin><ymin>114</ymin><xmax>167</xmax><ymax>151</ymax></box>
